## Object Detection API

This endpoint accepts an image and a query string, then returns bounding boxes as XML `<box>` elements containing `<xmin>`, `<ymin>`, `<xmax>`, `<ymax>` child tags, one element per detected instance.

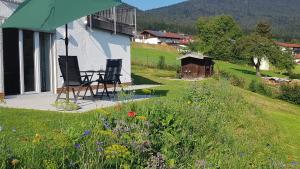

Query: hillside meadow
<box><xmin>0</xmin><ymin>44</ymin><xmax>299</xmax><ymax>168</ymax></box>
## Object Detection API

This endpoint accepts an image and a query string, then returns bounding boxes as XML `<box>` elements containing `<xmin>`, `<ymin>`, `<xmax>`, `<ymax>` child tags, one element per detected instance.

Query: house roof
<box><xmin>276</xmin><ymin>42</ymin><xmax>300</xmax><ymax>48</ymax></box>
<box><xmin>141</xmin><ymin>30</ymin><xmax>183</xmax><ymax>39</ymax></box>
<box><xmin>177</xmin><ymin>52</ymin><xmax>208</xmax><ymax>60</ymax></box>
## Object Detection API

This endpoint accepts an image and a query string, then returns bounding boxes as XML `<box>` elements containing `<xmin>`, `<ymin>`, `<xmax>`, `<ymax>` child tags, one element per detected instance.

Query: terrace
<box><xmin>0</xmin><ymin>84</ymin><xmax>159</xmax><ymax>112</ymax></box>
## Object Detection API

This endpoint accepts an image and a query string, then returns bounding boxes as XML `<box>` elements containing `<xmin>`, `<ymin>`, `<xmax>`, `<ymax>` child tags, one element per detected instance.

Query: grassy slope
<box><xmin>215</xmin><ymin>61</ymin><xmax>287</xmax><ymax>86</ymax></box>
<box><xmin>294</xmin><ymin>65</ymin><xmax>300</xmax><ymax>74</ymax></box>
<box><xmin>0</xmin><ymin>65</ymin><xmax>299</xmax><ymax>163</ymax></box>
<box><xmin>131</xmin><ymin>43</ymin><xmax>180</xmax><ymax>67</ymax></box>
<box><xmin>132</xmin><ymin>65</ymin><xmax>300</xmax><ymax>161</ymax></box>
<box><xmin>241</xmin><ymin>88</ymin><xmax>300</xmax><ymax>161</ymax></box>
<box><xmin>0</xmin><ymin>44</ymin><xmax>299</xmax><ymax>164</ymax></box>
<box><xmin>131</xmin><ymin>44</ymin><xmax>300</xmax><ymax>160</ymax></box>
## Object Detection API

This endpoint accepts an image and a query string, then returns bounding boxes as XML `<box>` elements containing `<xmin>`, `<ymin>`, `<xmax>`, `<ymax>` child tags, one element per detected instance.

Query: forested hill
<box><xmin>137</xmin><ymin>0</ymin><xmax>300</xmax><ymax>39</ymax></box>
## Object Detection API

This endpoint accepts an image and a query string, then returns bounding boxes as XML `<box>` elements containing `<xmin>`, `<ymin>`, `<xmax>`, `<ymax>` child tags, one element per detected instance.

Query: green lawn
<box><xmin>294</xmin><ymin>65</ymin><xmax>300</xmax><ymax>74</ymax></box>
<box><xmin>215</xmin><ymin>61</ymin><xmax>287</xmax><ymax>86</ymax></box>
<box><xmin>131</xmin><ymin>43</ymin><xmax>180</xmax><ymax>67</ymax></box>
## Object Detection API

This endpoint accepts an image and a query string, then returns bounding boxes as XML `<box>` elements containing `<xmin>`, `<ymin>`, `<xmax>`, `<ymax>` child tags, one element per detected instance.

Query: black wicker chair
<box><xmin>56</xmin><ymin>56</ymin><xmax>94</xmax><ymax>102</ymax></box>
<box><xmin>96</xmin><ymin>59</ymin><xmax>122</xmax><ymax>99</ymax></box>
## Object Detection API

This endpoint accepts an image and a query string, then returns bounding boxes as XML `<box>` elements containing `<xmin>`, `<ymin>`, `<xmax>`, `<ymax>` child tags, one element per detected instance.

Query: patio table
<box><xmin>80</xmin><ymin>70</ymin><xmax>106</xmax><ymax>97</ymax></box>
<box><xmin>80</xmin><ymin>70</ymin><xmax>105</xmax><ymax>82</ymax></box>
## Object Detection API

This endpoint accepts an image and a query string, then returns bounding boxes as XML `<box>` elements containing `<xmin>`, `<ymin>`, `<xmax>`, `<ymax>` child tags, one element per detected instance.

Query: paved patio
<box><xmin>0</xmin><ymin>85</ymin><xmax>159</xmax><ymax>112</ymax></box>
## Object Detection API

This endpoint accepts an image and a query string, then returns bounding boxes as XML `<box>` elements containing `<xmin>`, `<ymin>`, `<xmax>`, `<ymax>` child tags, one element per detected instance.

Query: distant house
<box><xmin>0</xmin><ymin>0</ymin><xmax>136</xmax><ymax>99</ymax></box>
<box><xmin>135</xmin><ymin>30</ymin><xmax>192</xmax><ymax>46</ymax></box>
<box><xmin>177</xmin><ymin>53</ymin><xmax>214</xmax><ymax>79</ymax></box>
<box><xmin>276</xmin><ymin>42</ymin><xmax>300</xmax><ymax>64</ymax></box>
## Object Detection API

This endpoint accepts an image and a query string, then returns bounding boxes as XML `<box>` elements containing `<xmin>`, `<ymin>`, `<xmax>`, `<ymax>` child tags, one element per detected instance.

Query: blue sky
<box><xmin>123</xmin><ymin>0</ymin><xmax>186</xmax><ymax>11</ymax></box>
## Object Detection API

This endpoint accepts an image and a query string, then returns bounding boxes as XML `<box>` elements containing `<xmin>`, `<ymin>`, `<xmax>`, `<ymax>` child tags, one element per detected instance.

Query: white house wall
<box><xmin>55</xmin><ymin>18</ymin><xmax>132</xmax><ymax>88</ymax></box>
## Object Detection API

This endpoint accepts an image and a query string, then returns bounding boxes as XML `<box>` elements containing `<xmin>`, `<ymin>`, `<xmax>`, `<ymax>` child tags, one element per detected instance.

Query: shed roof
<box><xmin>177</xmin><ymin>52</ymin><xmax>208</xmax><ymax>60</ymax></box>
<box><xmin>276</xmin><ymin>42</ymin><xmax>300</xmax><ymax>48</ymax></box>
<box><xmin>141</xmin><ymin>30</ymin><xmax>183</xmax><ymax>39</ymax></box>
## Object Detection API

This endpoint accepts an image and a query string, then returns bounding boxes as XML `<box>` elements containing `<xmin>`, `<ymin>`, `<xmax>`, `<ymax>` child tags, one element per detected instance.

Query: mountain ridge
<box><xmin>136</xmin><ymin>0</ymin><xmax>300</xmax><ymax>39</ymax></box>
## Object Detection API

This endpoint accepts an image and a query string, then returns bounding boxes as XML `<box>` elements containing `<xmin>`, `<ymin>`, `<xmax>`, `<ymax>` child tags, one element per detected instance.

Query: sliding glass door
<box><xmin>40</xmin><ymin>32</ymin><xmax>51</xmax><ymax>92</ymax></box>
<box><xmin>23</xmin><ymin>30</ymin><xmax>35</xmax><ymax>92</ymax></box>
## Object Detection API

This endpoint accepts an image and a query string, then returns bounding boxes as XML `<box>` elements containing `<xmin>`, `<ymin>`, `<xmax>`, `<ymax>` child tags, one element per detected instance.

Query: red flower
<box><xmin>128</xmin><ymin>111</ymin><xmax>137</xmax><ymax>117</ymax></box>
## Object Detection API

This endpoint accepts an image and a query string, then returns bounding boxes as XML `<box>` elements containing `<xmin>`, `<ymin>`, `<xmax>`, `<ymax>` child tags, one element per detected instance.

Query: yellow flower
<box><xmin>96</xmin><ymin>130</ymin><xmax>117</xmax><ymax>139</ymax></box>
<box><xmin>136</xmin><ymin>116</ymin><xmax>147</xmax><ymax>121</ymax></box>
<box><xmin>97</xmin><ymin>109</ymin><xmax>111</xmax><ymax>116</ymax></box>
<box><xmin>33</xmin><ymin>133</ymin><xmax>42</xmax><ymax>143</ymax></box>
<box><xmin>104</xmin><ymin>144</ymin><xmax>130</xmax><ymax>159</ymax></box>
<box><xmin>11</xmin><ymin>159</ymin><xmax>19</xmax><ymax>166</ymax></box>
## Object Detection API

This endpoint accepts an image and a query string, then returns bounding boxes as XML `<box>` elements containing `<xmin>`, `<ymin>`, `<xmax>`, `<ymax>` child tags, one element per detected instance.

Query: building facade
<box><xmin>276</xmin><ymin>42</ymin><xmax>300</xmax><ymax>64</ymax></box>
<box><xmin>0</xmin><ymin>0</ymin><xmax>136</xmax><ymax>99</ymax></box>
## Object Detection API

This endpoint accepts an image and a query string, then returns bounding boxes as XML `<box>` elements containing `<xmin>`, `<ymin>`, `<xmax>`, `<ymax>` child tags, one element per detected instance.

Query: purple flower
<box><xmin>82</xmin><ymin>130</ymin><xmax>91</xmax><ymax>137</ymax></box>
<box><xmin>74</xmin><ymin>143</ymin><xmax>81</xmax><ymax>149</ymax></box>
<box><xmin>290</xmin><ymin>162</ymin><xmax>300</xmax><ymax>166</ymax></box>
<box><xmin>96</xmin><ymin>141</ymin><xmax>103</xmax><ymax>146</ymax></box>
<box><xmin>96</xmin><ymin>148</ymin><xmax>103</xmax><ymax>152</ymax></box>
<box><xmin>101</xmin><ymin>118</ymin><xmax>111</xmax><ymax>129</ymax></box>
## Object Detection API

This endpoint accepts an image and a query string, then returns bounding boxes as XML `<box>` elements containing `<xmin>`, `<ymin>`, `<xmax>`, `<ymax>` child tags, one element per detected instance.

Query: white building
<box><xmin>276</xmin><ymin>42</ymin><xmax>300</xmax><ymax>64</ymax></box>
<box><xmin>0</xmin><ymin>0</ymin><xmax>136</xmax><ymax>99</ymax></box>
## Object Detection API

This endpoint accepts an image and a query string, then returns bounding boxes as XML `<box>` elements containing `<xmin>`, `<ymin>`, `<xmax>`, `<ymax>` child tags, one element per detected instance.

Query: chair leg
<box><xmin>76</xmin><ymin>86</ymin><xmax>82</xmax><ymax>101</ymax></box>
<box><xmin>72</xmin><ymin>88</ymin><xmax>77</xmax><ymax>103</ymax></box>
<box><xmin>56</xmin><ymin>86</ymin><xmax>64</xmax><ymax>102</ymax></box>
<box><xmin>83</xmin><ymin>87</ymin><xmax>89</xmax><ymax>100</ymax></box>
<box><xmin>113</xmin><ymin>83</ymin><xmax>117</xmax><ymax>97</ymax></box>
<box><xmin>89</xmin><ymin>85</ymin><xmax>94</xmax><ymax>96</ymax></box>
<box><xmin>101</xmin><ymin>83</ymin><xmax>110</xmax><ymax>99</ymax></box>
<box><xmin>96</xmin><ymin>81</ymin><xmax>100</xmax><ymax>95</ymax></box>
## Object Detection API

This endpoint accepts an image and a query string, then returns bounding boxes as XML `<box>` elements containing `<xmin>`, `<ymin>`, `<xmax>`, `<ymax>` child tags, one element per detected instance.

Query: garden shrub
<box><xmin>289</xmin><ymin>73</ymin><xmax>300</xmax><ymax>79</ymax></box>
<box><xmin>157</xmin><ymin>56</ymin><xmax>166</xmax><ymax>69</ymax></box>
<box><xmin>279</xmin><ymin>84</ymin><xmax>300</xmax><ymax>105</ymax></box>
<box><xmin>216</xmin><ymin>70</ymin><xmax>245</xmax><ymax>88</ymax></box>
<box><xmin>249</xmin><ymin>80</ymin><xmax>274</xmax><ymax>97</ymax></box>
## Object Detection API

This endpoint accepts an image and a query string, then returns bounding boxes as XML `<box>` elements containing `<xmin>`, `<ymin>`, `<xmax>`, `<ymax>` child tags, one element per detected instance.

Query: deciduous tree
<box><xmin>236</xmin><ymin>34</ymin><xmax>295</xmax><ymax>76</ymax></box>
<box><xmin>196</xmin><ymin>15</ymin><xmax>242</xmax><ymax>60</ymax></box>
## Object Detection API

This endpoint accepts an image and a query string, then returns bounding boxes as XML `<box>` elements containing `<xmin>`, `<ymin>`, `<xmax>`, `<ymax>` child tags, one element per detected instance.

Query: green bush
<box><xmin>216</xmin><ymin>70</ymin><xmax>245</xmax><ymax>88</ymax></box>
<box><xmin>289</xmin><ymin>73</ymin><xmax>300</xmax><ymax>79</ymax></box>
<box><xmin>157</xmin><ymin>56</ymin><xmax>166</xmax><ymax>69</ymax></box>
<box><xmin>249</xmin><ymin>80</ymin><xmax>274</xmax><ymax>97</ymax></box>
<box><xmin>279</xmin><ymin>84</ymin><xmax>300</xmax><ymax>104</ymax></box>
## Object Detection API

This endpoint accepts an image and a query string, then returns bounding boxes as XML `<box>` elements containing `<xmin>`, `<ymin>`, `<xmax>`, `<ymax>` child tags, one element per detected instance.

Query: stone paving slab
<box><xmin>0</xmin><ymin>85</ymin><xmax>160</xmax><ymax>113</ymax></box>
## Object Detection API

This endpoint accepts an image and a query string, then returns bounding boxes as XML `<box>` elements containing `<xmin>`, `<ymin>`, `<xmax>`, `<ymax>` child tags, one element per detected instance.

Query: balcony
<box><xmin>88</xmin><ymin>4</ymin><xmax>136</xmax><ymax>36</ymax></box>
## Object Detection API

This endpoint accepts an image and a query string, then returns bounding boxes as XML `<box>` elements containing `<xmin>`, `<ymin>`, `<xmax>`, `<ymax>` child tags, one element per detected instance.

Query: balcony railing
<box><xmin>0</xmin><ymin>0</ymin><xmax>23</xmax><ymax>4</ymax></box>
<box><xmin>89</xmin><ymin>5</ymin><xmax>136</xmax><ymax>36</ymax></box>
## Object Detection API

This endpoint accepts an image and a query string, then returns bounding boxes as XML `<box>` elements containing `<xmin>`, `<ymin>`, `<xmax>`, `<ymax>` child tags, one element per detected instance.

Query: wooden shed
<box><xmin>177</xmin><ymin>53</ymin><xmax>214</xmax><ymax>79</ymax></box>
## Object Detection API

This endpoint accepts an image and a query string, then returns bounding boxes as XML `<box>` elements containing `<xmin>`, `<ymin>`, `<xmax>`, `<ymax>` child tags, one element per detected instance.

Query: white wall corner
<box><xmin>34</xmin><ymin>32</ymin><xmax>41</xmax><ymax>93</ymax></box>
<box><xmin>0</xmin><ymin>28</ymin><xmax>4</xmax><ymax>93</ymax></box>
<box><xmin>18</xmin><ymin>30</ymin><xmax>24</xmax><ymax>94</ymax></box>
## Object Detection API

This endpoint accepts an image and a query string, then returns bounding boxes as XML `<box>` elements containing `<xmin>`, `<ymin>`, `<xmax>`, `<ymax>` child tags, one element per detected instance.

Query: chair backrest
<box><xmin>58</xmin><ymin>56</ymin><xmax>82</xmax><ymax>86</ymax></box>
<box><xmin>104</xmin><ymin>59</ymin><xmax>122</xmax><ymax>82</ymax></box>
